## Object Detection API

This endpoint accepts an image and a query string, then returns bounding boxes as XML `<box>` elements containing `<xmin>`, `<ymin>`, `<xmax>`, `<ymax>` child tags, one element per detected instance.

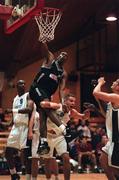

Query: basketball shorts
<box><xmin>29</xmin><ymin>85</ymin><xmax>50</xmax><ymax>107</ymax></box>
<box><xmin>102</xmin><ymin>141</ymin><xmax>119</xmax><ymax>169</ymax></box>
<box><xmin>42</xmin><ymin>133</ymin><xmax>68</xmax><ymax>158</ymax></box>
<box><xmin>7</xmin><ymin>124</ymin><xmax>28</xmax><ymax>150</ymax></box>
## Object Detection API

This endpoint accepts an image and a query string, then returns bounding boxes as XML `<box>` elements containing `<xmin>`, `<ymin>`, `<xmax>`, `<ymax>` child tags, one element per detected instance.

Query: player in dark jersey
<box><xmin>29</xmin><ymin>43</ymin><xmax>68</xmax><ymax>155</ymax></box>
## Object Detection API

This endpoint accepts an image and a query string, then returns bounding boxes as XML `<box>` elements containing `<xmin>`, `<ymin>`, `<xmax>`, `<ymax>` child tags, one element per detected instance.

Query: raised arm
<box><xmin>59</xmin><ymin>70</ymin><xmax>67</xmax><ymax>104</ymax></box>
<box><xmin>93</xmin><ymin>77</ymin><xmax>119</xmax><ymax>104</ymax></box>
<box><xmin>41</xmin><ymin>43</ymin><xmax>54</xmax><ymax>66</ymax></box>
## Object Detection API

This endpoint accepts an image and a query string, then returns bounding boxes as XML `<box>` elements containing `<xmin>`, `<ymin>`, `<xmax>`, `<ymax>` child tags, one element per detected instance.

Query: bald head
<box><xmin>17</xmin><ymin>80</ymin><xmax>25</xmax><ymax>86</ymax></box>
<box><xmin>16</xmin><ymin>80</ymin><xmax>26</xmax><ymax>96</ymax></box>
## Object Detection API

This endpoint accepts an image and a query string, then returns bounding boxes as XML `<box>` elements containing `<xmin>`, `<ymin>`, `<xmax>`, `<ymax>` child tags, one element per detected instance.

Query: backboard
<box><xmin>2</xmin><ymin>0</ymin><xmax>44</xmax><ymax>33</ymax></box>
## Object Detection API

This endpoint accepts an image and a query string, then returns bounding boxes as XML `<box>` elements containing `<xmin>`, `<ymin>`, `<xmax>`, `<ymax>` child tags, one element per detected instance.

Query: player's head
<box><xmin>16</xmin><ymin>80</ymin><xmax>25</xmax><ymax>96</ymax></box>
<box><xmin>57</xmin><ymin>52</ymin><xmax>68</xmax><ymax>66</ymax></box>
<box><xmin>111</xmin><ymin>79</ymin><xmax>119</xmax><ymax>93</ymax></box>
<box><xmin>64</xmin><ymin>93</ymin><xmax>76</xmax><ymax>109</ymax></box>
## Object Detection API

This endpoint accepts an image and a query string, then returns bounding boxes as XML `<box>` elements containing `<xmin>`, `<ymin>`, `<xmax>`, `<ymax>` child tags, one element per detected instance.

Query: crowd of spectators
<box><xmin>67</xmin><ymin>118</ymin><xmax>107</xmax><ymax>173</ymax></box>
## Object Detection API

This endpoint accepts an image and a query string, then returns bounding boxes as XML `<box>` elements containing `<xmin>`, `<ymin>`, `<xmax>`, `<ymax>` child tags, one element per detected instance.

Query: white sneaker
<box><xmin>70</xmin><ymin>159</ymin><xmax>78</xmax><ymax>167</ymax></box>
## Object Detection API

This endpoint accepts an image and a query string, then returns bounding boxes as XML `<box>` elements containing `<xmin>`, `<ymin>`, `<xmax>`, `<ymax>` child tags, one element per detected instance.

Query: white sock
<box><xmin>59</xmin><ymin>124</ymin><xmax>66</xmax><ymax>133</ymax></box>
<box><xmin>41</xmin><ymin>138</ymin><xmax>47</xmax><ymax>144</ymax></box>
<box><xmin>70</xmin><ymin>159</ymin><xmax>78</xmax><ymax>167</ymax></box>
<box><xmin>10</xmin><ymin>168</ymin><xmax>16</xmax><ymax>175</ymax></box>
<box><xmin>78</xmin><ymin>166</ymin><xmax>81</xmax><ymax>169</ymax></box>
<box><xmin>94</xmin><ymin>165</ymin><xmax>97</xmax><ymax>169</ymax></box>
<box><xmin>26</xmin><ymin>174</ymin><xmax>31</xmax><ymax>180</ymax></box>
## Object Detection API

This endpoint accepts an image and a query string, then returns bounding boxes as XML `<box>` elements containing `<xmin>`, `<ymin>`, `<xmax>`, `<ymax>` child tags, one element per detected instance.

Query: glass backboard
<box><xmin>2</xmin><ymin>0</ymin><xmax>44</xmax><ymax>33</ymax></box>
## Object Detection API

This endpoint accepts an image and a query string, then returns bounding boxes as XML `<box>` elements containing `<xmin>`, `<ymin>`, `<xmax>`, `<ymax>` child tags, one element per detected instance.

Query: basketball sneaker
<box><xmin>37</xmin><ymin>141</ymin><xmax>50</xmax><ymax>155</ymax></box>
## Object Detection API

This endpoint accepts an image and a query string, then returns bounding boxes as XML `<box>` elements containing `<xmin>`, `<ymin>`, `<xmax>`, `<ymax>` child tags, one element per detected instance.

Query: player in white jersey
<box><xmin>40</xmin><ymin>93</ymin><xmax>90</xmax><ymax>180</ymax></box>
<box><xmin>93</xmin><ymin>77</ymin><xmax>119</xmax><ymax>180</ymax></box>
<box><xmin>28</xmin><ymin>93</ymin><xmax>89</xmax><ymax>180</ymax></box>
<box><xmin>5</xmin><ymin>80</ymin><xmax>34</xmax><ymax>180</ymax></box>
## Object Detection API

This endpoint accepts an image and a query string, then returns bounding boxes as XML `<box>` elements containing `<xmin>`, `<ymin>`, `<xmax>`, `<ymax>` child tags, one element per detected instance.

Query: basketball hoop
<box><xmin>0</xmin><ymin>5</ymin><xmax>13</xmax><ymax>20</ymax></box>
<box><xmin>35</xmin><ymin>7</ymin><xmax>62</xmax><ymax>43</ymax></box>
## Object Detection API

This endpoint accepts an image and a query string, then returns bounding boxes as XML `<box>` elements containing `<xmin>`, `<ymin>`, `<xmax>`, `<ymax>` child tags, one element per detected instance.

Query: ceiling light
<box><xmin>106</xmin><ymin>15</ymin><xmax>117</xmax><ymax>21</ymax></box>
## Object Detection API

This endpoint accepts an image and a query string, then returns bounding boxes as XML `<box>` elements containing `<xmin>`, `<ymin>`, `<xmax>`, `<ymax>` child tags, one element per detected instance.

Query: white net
<box><xmin>35</xmin><ymin>7</ymin><xmax>62</xmax><ymax>43</ymax></box>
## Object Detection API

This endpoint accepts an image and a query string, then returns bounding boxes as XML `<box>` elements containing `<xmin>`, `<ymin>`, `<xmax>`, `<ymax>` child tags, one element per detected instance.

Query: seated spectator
<box><xmin>69</xmin><ymin>138</ymin><xmax>79</xmax><ymax>161</ymax></box>
<box><xmin>76</xmin><ymin>136</ymin><xmax>99</xmax><ymax>173</ymax></box>
<box><xmin>90</xmin><ymin>126</ymin><xmax>103</xmax><ymax>150</ymax></box>
<box><xmin>77</xmin><ymin>120</ymin><xmax>91</xmax><ymax>140</ymax></box>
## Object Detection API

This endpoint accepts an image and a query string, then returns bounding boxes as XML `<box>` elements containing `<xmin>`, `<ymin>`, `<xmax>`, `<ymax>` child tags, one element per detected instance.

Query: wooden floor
<box><xmin>0</xmin><ymin>173</ymin><xmax>107</xmax><ymax>180</ymax></box>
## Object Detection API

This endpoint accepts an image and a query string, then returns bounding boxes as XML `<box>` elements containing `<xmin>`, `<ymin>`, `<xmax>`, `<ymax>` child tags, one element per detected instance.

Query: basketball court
<box><xmin>0</xmin><ymin>173</ymin><xmax>107</xmax><ymax>180</ymax></box>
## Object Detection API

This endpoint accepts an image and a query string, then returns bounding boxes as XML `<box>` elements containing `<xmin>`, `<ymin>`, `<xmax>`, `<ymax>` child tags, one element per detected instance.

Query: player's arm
<box><xmin>59</xmin><ymin>70</ymin><xmax>67</xmax><ymax>104</ymax></box>
<box><xmin>95</xmin><ymin>99</ymin><xmax>106</xmax><ymax>118</ymax></box>
<box><xmin>28</xmin><ymin>109</ymin><xmax>36</xmax><ymax>139</ymax></box>
<box><xmin>40</xmin><ymin>101</ymin><xmax>60</xmax><ymax>109</ymax></box>
<box><xmin>41</xmin><ymin>43</ymin><xmax>54</xmax><ymax>65</ymax></box>
<box><xmin>93</xmin><ymin>77</ymin><xmax>119</xmax><ymax>104</ymax></box>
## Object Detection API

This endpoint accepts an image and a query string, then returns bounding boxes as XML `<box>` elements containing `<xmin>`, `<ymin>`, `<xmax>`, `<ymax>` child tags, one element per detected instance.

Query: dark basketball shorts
<box><xmin>29</xmin><ymin>85</ymin><xmax>50</xmax><ymax>107</ymax></box>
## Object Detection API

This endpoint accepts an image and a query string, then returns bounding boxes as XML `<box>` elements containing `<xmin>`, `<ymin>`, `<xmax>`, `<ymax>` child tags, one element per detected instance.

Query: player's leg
<box><xmin>31</xmin><ymin>158</ymin><xmax>39</xmax><ymax>180</ymax></box>
<box><xmin>44</xmin><ymin>158</ymin><xmax>59</xmax><ymax>180</ymax></box>
<box><xmin>37</xmin><ymin>106</ymin><xmax>66</xmax><ymax>155</ymax></box>
<box><xmin>44</xmin><ymin>133</ymin><xmax>57</xmax><ymax>180</ymax></box>
<box><xmin>29</xmin><ymin>87</ymin><xmax>65</xmax><ymax>155</ymax></box>
<box><xmin>31</xmin><ymin>128</ymin><xmax>40</xmax><ymax>180</ymax></box>
<box><xmin>100</xmin><ymin>151</ymin><xmax>115</xmax><ymax>180</ymax></box>
<box><xmin>5</xmin><ymin>126</ymin><xmax>21</xmax><ymax>180</ymax></box>
<box><xmin>44</xmin><ymin>158</ymin><xmax>52</xmax><ymax>180</ymax></box>
<box><xmin>5</xmin><ymin>147</ymin><xmax>20</xmax><ymax>180</ymax></box>
<box><xmin>23</xmin><ymin>140</ymin><xmax>32</xmax><ymax>180</ymax></box>
<box><xmin>56</xmin><ymin>136</ymin><xmax>71</xmax><ymax>180</ymax></box>
<box><xmin>61</xmin><ymin>153</ymin><xmax>71</xmax><ymax>180</ymax></box>
<box><xmin>29</xmin><ymin>86</ymin><xmax>50</xmax><ymax>154</ymax></box>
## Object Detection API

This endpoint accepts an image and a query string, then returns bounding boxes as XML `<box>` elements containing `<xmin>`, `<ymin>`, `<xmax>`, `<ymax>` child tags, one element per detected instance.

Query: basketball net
<box><xmin>35</xmin><ymin>7</ymin><xmax>62</xmax><ymax>43</ymax></box>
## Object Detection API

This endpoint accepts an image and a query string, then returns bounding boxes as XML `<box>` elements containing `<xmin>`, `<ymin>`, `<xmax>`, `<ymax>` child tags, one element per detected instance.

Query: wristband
<box><xmin>12</xmin><ymin>109</ymin><xmax>18</xmax><ymax>113</ymax></box>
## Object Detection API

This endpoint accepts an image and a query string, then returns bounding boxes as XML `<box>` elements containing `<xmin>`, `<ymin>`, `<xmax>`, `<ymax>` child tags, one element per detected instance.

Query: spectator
<box><xmin>77</xmin><ymin>120</ymin><xmax>91</xmax><ymax>140</ymax></box>
<box><xmin>76</xmin><ymin>136</ymin><xmax>99</xmax><ymax>173</ymax></box>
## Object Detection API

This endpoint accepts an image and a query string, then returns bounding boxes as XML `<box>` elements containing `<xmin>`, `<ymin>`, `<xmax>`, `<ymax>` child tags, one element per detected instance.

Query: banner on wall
<box><xmin>0</xmin><ymin>72</ymin><xmax>5</xmax><ymax>92</ymax></box>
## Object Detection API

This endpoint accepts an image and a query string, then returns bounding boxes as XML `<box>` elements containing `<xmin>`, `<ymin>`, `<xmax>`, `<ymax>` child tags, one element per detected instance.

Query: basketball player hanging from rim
<box><xmin>29</xmin><ymin>42</ymin><xmax>68</xmax><ymax>155</ymax></box>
